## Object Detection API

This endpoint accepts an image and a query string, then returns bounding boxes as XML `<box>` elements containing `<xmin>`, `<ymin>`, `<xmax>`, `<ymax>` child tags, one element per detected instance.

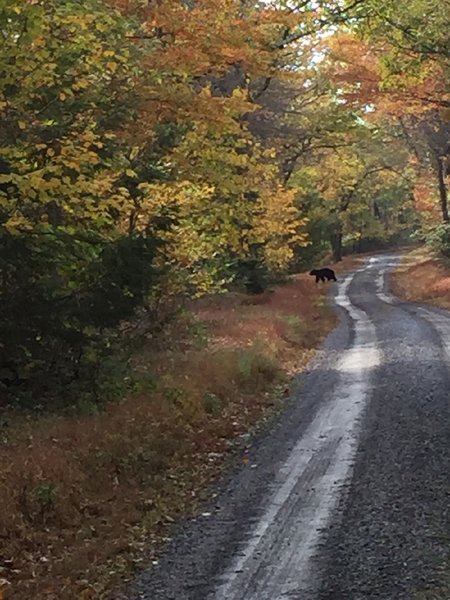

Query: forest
<box><xmin>4</xmin><ymin>0</ymin><xmax>449</xmax><ymax>407</ymax></box>
<box><xmin>1</xmin><ymin>0</ymin><xmax>450</xmax><ymax>597</ymax></box>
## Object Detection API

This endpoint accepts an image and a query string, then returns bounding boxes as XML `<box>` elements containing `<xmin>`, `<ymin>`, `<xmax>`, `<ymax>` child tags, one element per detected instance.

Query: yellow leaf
<box><xmin>106</xmin><ymin>62</ymin><xmax>118</xmax><ymax>73</ymax></box>
<box><xmin>5</xmin><ymin>215</ymin><xmax>29</xmax><ymax>234</ymax></box>
<box><xmin>130</xmin><ymin>146</ymin><xmax>140</xmax><ymax>160</ymax></box>
<box><xmin>18</xmin><ymin>121</ymin><xmax>26</xmax><ymax>130</ymax></box>
<box><xmin>59</xmin><ymin>92</ymin><xmax>66</xmax><ymax>101</ymax></box>
<box><xmin>74</xmin><ymin>78</ymin><xmax>90</xmax><ymax>90</ymax></box>
<box><xmin>47</xmin><ymin>148</ymin><xmax>55</xmax><ymax>157</ymax></box>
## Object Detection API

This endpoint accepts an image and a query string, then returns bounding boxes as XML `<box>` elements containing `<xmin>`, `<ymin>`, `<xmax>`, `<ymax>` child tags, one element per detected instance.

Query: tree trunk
<box><xmin>330</xmin><ymin>225</ymin><xmax>343</xmax><ymax>262</ymax></box>
<box><xmin>437</xmin><ymin>156</ymin><xmax>449</xmax><ymax>223</ymax></box>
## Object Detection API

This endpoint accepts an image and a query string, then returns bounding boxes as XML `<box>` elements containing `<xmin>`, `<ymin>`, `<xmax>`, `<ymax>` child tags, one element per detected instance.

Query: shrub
<box><xmin>422</xmin><ymin>223</ymin><xmax>450</xmax><ymax>260</ymax></box>
<box><xmin>277</xmin><ymin>314</ymin><xmax>306</xmax><ymax>346</ymax></box>
<box><xmin>233</xmin><ymin>256</ymin><xmax>272</xmax><ymax>294</ymax></box>
<box><xmin>0</xmin><ymin>228</ymin><xmax>162</xmax><ymax>408</ymax></box>
<box><xmin>202</xmin><ymin>392</ymin><xmax>223</xmax><ymax>416</ymax></box>
<box><xmin>236</xmin><ymin>345</ymin><xmax>281</xmax><ymax>388</ymax></box>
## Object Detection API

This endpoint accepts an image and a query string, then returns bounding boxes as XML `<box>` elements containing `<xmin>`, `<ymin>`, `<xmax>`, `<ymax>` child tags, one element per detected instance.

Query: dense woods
<box><xmin>4</xmin><ymin>0</ymin><xmax>446</xmax><ymax>407</ymax></box>
<box><xmin>3</xmin><ymin>1</ymin><xmax>450</xmax><ymax>597</ymax></box>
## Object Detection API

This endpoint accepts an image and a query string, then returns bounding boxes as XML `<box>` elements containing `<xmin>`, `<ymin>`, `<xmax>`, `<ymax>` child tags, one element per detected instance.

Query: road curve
<box><xmin>127</xmin><ymin>254</ymin><xmax>450</xmax><ymax>600</ymax></box>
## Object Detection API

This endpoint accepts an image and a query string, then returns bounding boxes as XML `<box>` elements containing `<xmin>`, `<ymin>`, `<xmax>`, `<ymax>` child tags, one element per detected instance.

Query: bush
<box><xmin>232</xmin><ymin>251</ymin><xmax>289</xmax><ymax>295</ymax></box>
<box><xmin>291</xmin><ymin>217</ymin><xmax>329</xmax><ymax>271</ymax></box>
<box><xmin>0</xmin><ymin>227</ymin><xmax>162</xmax><ymax>408</ymax></box>
<box><xmin>233</xmin><ymin>256</ymin><xmax>272</xmax><ymax>294</ymax></box>
<box><xmin>422</xmin><ymin>223</ymin><xmax>450</xmax><ymax>260</ymax></box>
<box><xmin>236</xmin><ymin>346</ymin><xmax>281</xmax><ymax>388</ymax></box>
<box><xmin>277</xmin><ymin>314</ymin><xmax>306</xmax><ymax>346</ymax></box>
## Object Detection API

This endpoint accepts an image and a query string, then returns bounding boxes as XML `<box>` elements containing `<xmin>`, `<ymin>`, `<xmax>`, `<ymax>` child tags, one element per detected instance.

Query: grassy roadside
<box><xmin>0</xmin><ymin>260</ymin><xmax>355</xmax><ymax>600</ymax></box>
<box><xmin>390</xmin><ymin>247</ymin><xmax>450</xmax><ymax>310</ymax></box>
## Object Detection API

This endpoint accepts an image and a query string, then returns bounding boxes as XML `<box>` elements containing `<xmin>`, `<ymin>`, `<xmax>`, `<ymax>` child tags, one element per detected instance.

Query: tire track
<box><xmin>374</xmin><ymin>254</ymin><xmax>450</xmax><ymax>362</ymax></box>
<box><xmin>212</xmin><ymin>270</ymin><xmax>380</xmax><ymax>600</ymax></box>
<box><xmin>318</xmin><ymin>254</ymin><xmax>450</xmax><ymax>600</ymax></box>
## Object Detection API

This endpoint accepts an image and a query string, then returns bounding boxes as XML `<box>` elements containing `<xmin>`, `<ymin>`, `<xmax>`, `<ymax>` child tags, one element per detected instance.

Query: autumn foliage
<box><xmin>0</xmin><ymin>0</ymin><xmax>310</xmax><ymax>405</ymax></box>
<box><xmin>4</xmin><ymin>0</ymin><xmax>441</xmax><ymax>404</ymax></box>
<box><xmin>0</xmin><ymin>272</ymin><xmax>336</xmax><ymax>599</ymax></box>
<box><xmin>2</xmin><ymin>0</ymin><xmax>449</xmax><ymax>596</ymax></box>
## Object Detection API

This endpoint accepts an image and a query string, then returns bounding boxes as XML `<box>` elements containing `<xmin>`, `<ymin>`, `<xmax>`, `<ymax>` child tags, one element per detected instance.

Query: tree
<box><xmin>0</xmin><ymin>0</ymin><xmax>161</xmax><ymax>403</ymax></box>
<box><xmin>323</xmin><ymin>30</ymin><xmax>450</xmax><ymax>225</ymax></box>
<box><xmin>396</xmin><ymin>113</ymin><xmax>450</xmax><ymax>223</ymax></box>
<box><xmin>0</xmin><ymin>0</ymin><xmax>315</xmax><ymax>403</ymax></box>
<box><xmin>115</xmin><ymin>0</ymin><xmax>312</xmax><ymax>293</ymax></box>
<box><xmin>284</xmin><ymin>92</ymin><xmax>415</xmax><ymax>261</ymax></box>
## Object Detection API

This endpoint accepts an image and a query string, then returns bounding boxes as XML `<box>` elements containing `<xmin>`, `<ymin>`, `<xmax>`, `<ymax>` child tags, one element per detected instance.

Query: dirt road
<box><xmin>129</xmin><ymin>254</ymin><xmax>450</xmax><ymax>600</ymax></box>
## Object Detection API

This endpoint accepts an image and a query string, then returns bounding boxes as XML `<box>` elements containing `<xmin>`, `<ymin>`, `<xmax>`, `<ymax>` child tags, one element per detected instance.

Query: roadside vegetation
<box><xmin>392</xmin><ymin>247</ymin><xmax>450</xmax><ymax>310</ymax></box>
<box><xmin>2</xmin><ymin>0</ymin><xmax>450</xmax><ymax>597</ymax></box>
<box><xmin>1</xmin><ymin>265</ymin><xmax>350</xmax><ymax>599</ymax></box>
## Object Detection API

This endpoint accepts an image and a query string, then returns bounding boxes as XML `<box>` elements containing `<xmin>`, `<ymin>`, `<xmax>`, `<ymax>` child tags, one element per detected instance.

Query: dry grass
<box><xmin>391</xmin><ymin>247</ymin><xmax>450</xmax><ymax>310</ymax></box>
<box><xmin>0</xmin><ymin>266</ymin><xmax>347</xmax><ymax>600</ymax></box>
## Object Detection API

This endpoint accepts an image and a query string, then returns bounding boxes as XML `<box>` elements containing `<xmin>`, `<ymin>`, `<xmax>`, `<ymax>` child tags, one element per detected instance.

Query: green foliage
<box><xmin>33</xmin><ymin>482</ymin><xmax>58</xmax><ymax>520</ymax></box>
<box><xmin>354</xmin><ymin>0</ymin><xmax>450</xmax><ymax>72</ymax></box>
<box><xmin>291</xmin><ymin>210</ymin><xmax>330</xmax><ymax>271</ymax></box>
<box><xmin>422</xmin><ymin>224</ymin><xmax>450</xmax><ymax>260</ymax></box>
<box><xmin>202</xmin><ymin>392</ymin><xmax>224</xmax><ymax>416</ymax></box>
<box><xmin>0</xmin><ymin>0</ymin><xmax>164</xmax><ymax>407</ymax></box>
<box><xmin>187</xmin><ymin>315</ymin><xmax>209</xmax><ymax>347</ymax></box>
<box><xmin>277</xmin><ymin>314</ymin><xmax>306</xmax><ymax>346</ymax></box>
<box><xmin>0</xmin><ymin>0</ymin><xmax>424</xmax><ymax>409</ymax></box>
<box><xmin>233</xmin><ymin>255</ymin><xmax>272</xmax><ymax>294</ymax></box>
<box><xmin>0</xmin><ymin>229</ymin><xmax>161</xmax><ymax>406</ymax></box>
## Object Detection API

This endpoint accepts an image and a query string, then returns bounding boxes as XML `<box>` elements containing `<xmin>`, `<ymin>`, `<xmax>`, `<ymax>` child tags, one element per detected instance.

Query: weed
<box><xmin>33</xmin><ymin>482</ymin><xmax>58</xmax><ymax>519</ymax></box>
<box><xmin>277</xmin><ymin>314</ymin><xmax>306</xmax><ymax>346</ymax></box>
<box><xmin>237</xmin><ymin>345</ymin><xmax>281</xmax><ymax>388</ymax></box>
<box><xmin>75</xmin><ymin>398</ymin><xmax>101</xmax><ymax>417</ymax></box>
<box><xmin>188</xmin><ymin>315</ymin><xmax>209</xmax><ymax>347</ymax></box>
<box><xmin>202</xmin><ymin>392</ymin><xmax>224</xmax><ymax>416</ymax></box>
<box><xmin>162</xmin><ymin>385</ymin><xmax>185</xmax><ymax>408</ymax></box>
<box><xmin>131</xmin><ymin>370</ymin><xmax>158</xmax><ymax>394</ymax></box>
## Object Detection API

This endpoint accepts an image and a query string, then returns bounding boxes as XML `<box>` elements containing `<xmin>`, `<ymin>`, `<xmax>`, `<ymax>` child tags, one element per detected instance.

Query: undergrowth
<box><xmin>0</xmin><ymin>266</ymin><xmax>351</xmax><ymax>599</ymax></box>
<box><xmin>391</xmin><ymin>247</ymin><xmax>450</xmax><ymax>310</ymax></box>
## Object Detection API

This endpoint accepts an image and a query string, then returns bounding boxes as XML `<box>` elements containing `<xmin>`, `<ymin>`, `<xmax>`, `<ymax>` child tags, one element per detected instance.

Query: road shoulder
<box><xmin>391</xmin><ymin>246</ymin><xmax>450</xmax><ymax>310</ymax></box>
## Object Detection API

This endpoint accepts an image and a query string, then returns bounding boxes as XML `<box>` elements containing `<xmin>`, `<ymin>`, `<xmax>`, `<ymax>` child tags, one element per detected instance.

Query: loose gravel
<box><xmin>125</xmin><ymin>255</ymin><xmax>450</xmax><ymax>600</ymax></box>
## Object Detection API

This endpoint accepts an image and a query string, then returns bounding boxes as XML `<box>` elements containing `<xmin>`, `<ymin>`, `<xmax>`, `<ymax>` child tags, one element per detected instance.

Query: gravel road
<box><xmin>127</xmin><ymin>254</ymin><xmax>450</xmax><ymax>600</ymax></box>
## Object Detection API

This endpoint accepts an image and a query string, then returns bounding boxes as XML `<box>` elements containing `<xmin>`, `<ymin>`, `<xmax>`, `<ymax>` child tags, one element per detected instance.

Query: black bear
<box><xmin>309</xmin><ymin>268</ymin><xmax>337</xmax><ymax>283</ymax></box>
